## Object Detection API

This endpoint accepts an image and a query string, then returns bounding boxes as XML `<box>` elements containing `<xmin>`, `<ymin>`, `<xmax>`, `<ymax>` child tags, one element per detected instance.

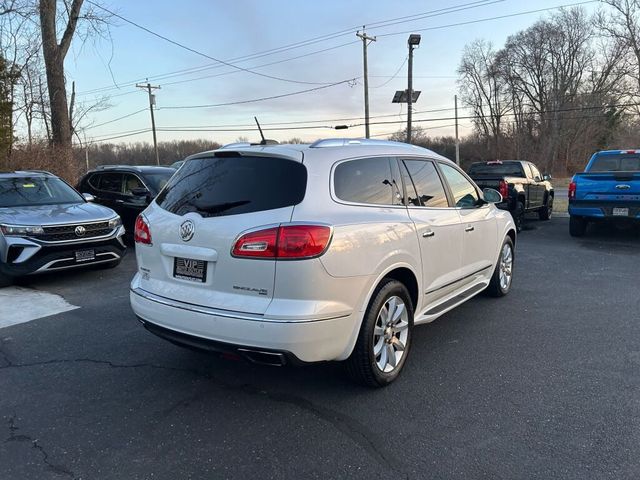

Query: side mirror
<box><xmin>82</xmin><ymin>193</ymin><xmax>95</xmax><ymax>202</ymax></box>
<box><xmin>482</xmin><ymin>188</ymin><xmax>503</xmax><ymax>204</ymax></box>
<box><xmin>543</xmin><ymin>173</ymin><xmax>552</xmax><ymax>181</ymax></box>
<box><xmin>130</xmin><ymin>187</ymin><xmax>149</xmax><ymax>197</ymax></box>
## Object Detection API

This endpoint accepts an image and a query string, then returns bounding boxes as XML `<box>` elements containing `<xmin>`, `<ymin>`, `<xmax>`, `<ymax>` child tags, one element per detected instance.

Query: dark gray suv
<box><xmin>0</xmin><ymin>170</ymin><xmax>126</xmax><ymax>287</ymax></box>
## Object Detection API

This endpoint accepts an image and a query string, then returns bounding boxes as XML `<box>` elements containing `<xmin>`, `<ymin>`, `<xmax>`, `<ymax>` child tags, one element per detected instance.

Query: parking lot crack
<box><xmin>5</xmin><ymin>415</ymin><xmax>77</xmax><ymax>479</ymax></box>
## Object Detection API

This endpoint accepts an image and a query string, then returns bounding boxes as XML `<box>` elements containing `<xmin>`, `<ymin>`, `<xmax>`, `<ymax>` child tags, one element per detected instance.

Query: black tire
<box><xmin>486</xmin><ymin>236</ymin><xmax>515</xmax><ymax>298</ymax></box>
<box><xmin>569</xmin><ymin>215</ymin><xmax>587</xmax><ymax>237</ymax></box>
<box><xmin>539</xmin><ymin>194</ymin><xmax>553</xmax><ymax>221</ymax></box>
<box><xmin>0</xmin><ymin>270</ymin><xmax>13</xmax><ymax>288</ymax></box>
<box><xmin>511</xmin><ymin>201</ymin><xmax>525</xmax><ymax>233</ymax></box>
<box><xmin>94</xmin><ymin>258</ymin><xmax>122</xmax><ymax>270</ymax></box>
<box><xmin>345</xmin><ymin>279</ymin><xmax>414</xmax><ymax>388</ymax></box>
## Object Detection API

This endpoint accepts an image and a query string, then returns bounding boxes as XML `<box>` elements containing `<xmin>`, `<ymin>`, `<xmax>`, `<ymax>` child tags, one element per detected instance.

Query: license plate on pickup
<box><xmin>75</xmin><ymin>249</ymin><xmax>95</xmax><ymax>262</ymax></box>
<box><xmin>173</xmin><ymin>257</ymin><xmax>207</xmax><ymax>283</ymax></box>
<box><xmin>612</xmin><ymin>207</ymin><xmax>629</xmax><ymax>216</ymax></box>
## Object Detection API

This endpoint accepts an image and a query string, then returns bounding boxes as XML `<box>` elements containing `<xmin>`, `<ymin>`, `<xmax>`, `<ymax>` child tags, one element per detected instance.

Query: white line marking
<box><xmin>0</xmin><ymin>287</ymin><xmax>79</xmax><ymax>328</ymax></box>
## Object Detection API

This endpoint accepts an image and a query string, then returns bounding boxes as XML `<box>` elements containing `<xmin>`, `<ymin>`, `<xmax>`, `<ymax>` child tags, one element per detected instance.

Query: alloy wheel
<box><xmin>373</xmin><ymin>296</ymin><xmax>409</xmax><ymax>373</ymax></box>
<box><xmin>499</xmin><ymin>243</ymin><xmax>513</xmax><ymax>291</ymax></box>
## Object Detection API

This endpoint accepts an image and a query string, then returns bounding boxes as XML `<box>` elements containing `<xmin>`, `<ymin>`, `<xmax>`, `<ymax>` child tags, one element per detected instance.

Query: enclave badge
<box><xmin>179</xmin><ymin>220</ymin><xmax>195</xmax><ymax>242</ymax></box>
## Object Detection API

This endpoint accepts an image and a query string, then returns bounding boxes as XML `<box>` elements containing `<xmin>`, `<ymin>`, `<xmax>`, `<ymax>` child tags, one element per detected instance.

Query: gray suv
<box><xmin>0</xmin><ymin>170</ymin><xmax>126</xmax><ymax>287</ymax></box>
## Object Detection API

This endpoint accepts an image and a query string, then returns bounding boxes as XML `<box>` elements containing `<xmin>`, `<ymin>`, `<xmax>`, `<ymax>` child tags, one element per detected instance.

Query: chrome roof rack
<box><xmin>220</xmin><ymin>142</ymin><xmax>252</xmax><ymax>150</ymax></box>
<box><xmin>309</xmin><ymin>138</ymin><xmax>421</xmax><ymax>149</ymax></box>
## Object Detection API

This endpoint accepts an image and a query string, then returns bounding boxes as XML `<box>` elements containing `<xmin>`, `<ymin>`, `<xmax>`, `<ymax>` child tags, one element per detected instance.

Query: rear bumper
<box><xmin>130</xmin><ymin>286</ymin><xmax>359</xmax><ymax>363</ymax></box>
<box><xmin>569</xmin><ymin>200</ymin><xmax>640</xmax><ymax>219</ymax></box>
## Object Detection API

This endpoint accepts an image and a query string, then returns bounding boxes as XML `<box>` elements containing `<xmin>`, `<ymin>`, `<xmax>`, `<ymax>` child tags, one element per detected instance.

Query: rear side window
<box><xmin>401</xmin><ymin>159</ymin><xmax>449</xmax><ymax>207</ymax></box>
<box><xmin>99</xmin><ymin>173</ymin><xmax>123</xmax><ymax>193</ymax></box>
<box><xmin>334</xmin><ymin>157</ymin><xmax>399</xmax><ymax>205</ymax></box>
<box><xmin>156</xmin><ymin>155</ymin><xmax>307</xmax><ymax>217</ymax></box>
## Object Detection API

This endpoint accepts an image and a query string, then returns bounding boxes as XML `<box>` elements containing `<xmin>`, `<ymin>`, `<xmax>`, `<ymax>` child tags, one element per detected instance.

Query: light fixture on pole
<box><xmin>407</xmin><ymin>34</ymin><xmax>421</xmax><ymax>144</ymax></box>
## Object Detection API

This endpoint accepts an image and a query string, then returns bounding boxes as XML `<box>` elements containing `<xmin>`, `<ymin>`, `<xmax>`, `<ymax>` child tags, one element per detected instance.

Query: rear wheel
<box><xmin>512</xmin><ymin>201</ymin><xmax>525</xmax><ymax>233</ymax></box>
<box><xmin>486</xmin><ymin>237</ymin><xmax>514</xmax><ymax>297</ymax></box>
<box><xmin>569</xmin><ymin>216</ymin><xmax>587</xmax><ymax>237</ymax></box>
<box><xmin>539</xmin><ymin>195</ymin><xmax>553</xmax><ymax>220</ymax></box>
<box><xmin>345</xmin><ymin>279</ymin><xmax>413</xmax><ymax>387</ymax></box>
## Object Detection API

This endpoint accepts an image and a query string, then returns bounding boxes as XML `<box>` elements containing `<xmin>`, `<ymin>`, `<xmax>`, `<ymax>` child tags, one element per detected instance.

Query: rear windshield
<box><xmin>0</xmin><ymin>176</ymin><xmax>83</xmax><ymax>207</ymax></box>
<box><xmin>589</xmin><ymin>155</ymin><xmax>640</xmax><ymax>172</ymax></box>
<box><xmin>468</xmin><ymin>162</ymin><xmax>524</xmax><ymax>177</ymax></box>
<box><xmin>156</xmin><ymin>155</ymin><xmax>307</xmax><ymax>217</ymax></box>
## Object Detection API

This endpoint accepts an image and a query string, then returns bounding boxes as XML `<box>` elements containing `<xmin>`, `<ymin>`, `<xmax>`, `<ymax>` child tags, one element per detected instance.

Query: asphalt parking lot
<box><xmin>1</xmin><ymin>217</ymin><xmax>639</xmax><ymax>480</ymax></box>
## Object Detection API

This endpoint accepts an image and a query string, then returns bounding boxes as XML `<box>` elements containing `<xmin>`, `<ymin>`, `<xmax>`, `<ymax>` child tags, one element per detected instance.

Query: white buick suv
<box><xmin>130</xmin><ymin>139</ymin><xmax>516</xmax><ymax>386</ymax></box>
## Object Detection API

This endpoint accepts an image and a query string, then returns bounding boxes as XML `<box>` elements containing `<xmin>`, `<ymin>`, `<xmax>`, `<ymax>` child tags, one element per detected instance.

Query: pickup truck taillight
<box><xmin>134</xmin><ymin>215</ymin><xmax>152</xmax><ymax>245</ymax></box>
<box><xmin>232</xmin><ymin>225</ymin><xmax>332</xmax><ymax>259</ymax></box>
<box><xmin>568</xmin><ymin>181</ymin><xmax>577</xmax><ymax>200</ymax></box>
<box><xmin>498</xmin><ymin>180</ymin><xmax>509</xmax><ymax>199</ymax></box>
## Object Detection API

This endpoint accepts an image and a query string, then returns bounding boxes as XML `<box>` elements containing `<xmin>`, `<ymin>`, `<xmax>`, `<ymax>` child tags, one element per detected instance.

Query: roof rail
<box><xmin>220</xmin><ymin>142</ymin><xmax>252</xmax><ymax>150</ymax></box>
<box><xmin>309</xmin><ymin>138</ymin><xmax>419</xmax><ymax>149</ymax></box>
<box><xmin>16</xmin><ymin>169</ymin><xmax>53</xmax><ymax>175</ymax></box>
<box><xmin>95</xmin><ymin>164</ymin><xmax>126</xmax><ymax>169</ymax></box>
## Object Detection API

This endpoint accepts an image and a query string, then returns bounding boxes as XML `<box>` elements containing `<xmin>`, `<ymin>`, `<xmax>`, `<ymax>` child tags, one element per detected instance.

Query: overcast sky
<box><xmin>67</xmin><ymin>0</ymin><xmax>600</xmax><ymax>147</ymax></box>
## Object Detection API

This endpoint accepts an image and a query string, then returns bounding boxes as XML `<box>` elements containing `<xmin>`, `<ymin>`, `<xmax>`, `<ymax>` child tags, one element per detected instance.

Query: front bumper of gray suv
<box><xmin>0</xmin><ymin>218</ymin><xmax>126</xmax><ymax>278</ymax></box>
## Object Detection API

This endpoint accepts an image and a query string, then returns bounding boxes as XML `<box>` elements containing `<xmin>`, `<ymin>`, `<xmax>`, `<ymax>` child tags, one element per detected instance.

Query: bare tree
<box><xmin>597</xmin><ymin>0</ymin><xmax>640</xmax><ymax>94</ymax></box>
<box><xmin>39</xmin><ymin>0</ymin><xmax>83</xmax><ymax>149</ymax></box>
<box><xmin>457</xmin><ymin>40</ymin><xmax>510</xmax><ymax>157</ymax></box>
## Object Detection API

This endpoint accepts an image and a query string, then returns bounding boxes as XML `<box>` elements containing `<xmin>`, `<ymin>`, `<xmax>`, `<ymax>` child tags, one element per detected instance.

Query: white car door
<box><xmin>438</xmin><ymin>162</ymin><xmax>498</xmax><ymax>279</ymax></box>
<box><xmin>399</xmin><ymin>158</ymin><xmax>464</xmax><ymax>306</ymax></box>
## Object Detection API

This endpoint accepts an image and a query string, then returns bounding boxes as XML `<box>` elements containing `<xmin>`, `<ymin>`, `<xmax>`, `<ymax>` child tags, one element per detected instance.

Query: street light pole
<box><xmin>406</xmin><ymin>34</ymin><xmax>421</xmax><ymax>144</ymax></box>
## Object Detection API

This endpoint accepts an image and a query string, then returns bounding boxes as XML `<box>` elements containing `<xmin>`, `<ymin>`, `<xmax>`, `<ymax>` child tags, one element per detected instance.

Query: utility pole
<box><xmin>136</xmin><ymin>82</ymin><xmax>161</xmax><ymax>165</ymax></box>
<box><xmin>407</xmin><ymin>34</ymin><xmax>421</xmax><ymax>144</ymax></box>
<box><xmin>356</xmin><ymin>27</ymin><xmax>376</xmax><ymax>139</ymax></box>
<box><xmin>455</xmin><ymin>95</ymin><xmax>460</xmax><ymax>166</ymax></box>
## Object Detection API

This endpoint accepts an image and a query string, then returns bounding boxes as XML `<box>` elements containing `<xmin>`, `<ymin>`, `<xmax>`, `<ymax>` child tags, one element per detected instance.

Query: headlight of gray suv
<box><xmin>0</xmin><ymin>224</ymin><xmax>45</xmax><ymax>236</ymax></box>
<box><xmin>108</xmin><ymin>217</ymin><xmax>123</xmax><ymax>229</ymax></box>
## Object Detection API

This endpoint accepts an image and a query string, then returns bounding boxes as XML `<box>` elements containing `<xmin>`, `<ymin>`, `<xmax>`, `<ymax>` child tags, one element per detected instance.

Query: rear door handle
<box><xmin>114</xmin><ymin>199</ymin><xmax>125</xmax><ymax>204</ymax></box>
<box><xmin>422</xmin><ymin>230</ymin><xmax>435</xmax><ymax>238</ymax></box>
<box><xmin>465</xmin><ymin>226</ymin><xmax>475</xmax><ymax>232</ymax></box>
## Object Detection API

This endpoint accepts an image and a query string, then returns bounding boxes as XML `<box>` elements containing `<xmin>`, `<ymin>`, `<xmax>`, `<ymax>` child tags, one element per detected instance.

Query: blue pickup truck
<box><xmin>568</xmin><ymin>150</ymin><xmax>640</xmax><ymax>236</ymax></box>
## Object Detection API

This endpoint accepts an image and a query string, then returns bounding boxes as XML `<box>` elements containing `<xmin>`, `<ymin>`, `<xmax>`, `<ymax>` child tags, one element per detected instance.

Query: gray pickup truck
<box><xmin>0</xmin><ymin>170</ymin><xmax>126</xmax><ymax>287</ymax></box>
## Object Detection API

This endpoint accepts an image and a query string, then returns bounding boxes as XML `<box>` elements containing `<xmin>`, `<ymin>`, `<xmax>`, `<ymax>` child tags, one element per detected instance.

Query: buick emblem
<box><xmin>75</xmin><ymin>225</ymin><xmax>86</xmax><ymax>237</ymax></box>
<box><xmin>179</xmin><ymin>220</ymin><xmax>195</xmax><ymax>242</ymax></box>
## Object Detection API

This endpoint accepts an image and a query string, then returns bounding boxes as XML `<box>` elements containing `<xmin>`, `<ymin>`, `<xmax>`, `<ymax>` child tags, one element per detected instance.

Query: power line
<box><xmin>157</xmin><ymin>79</ymin><xmax>357</xmax><ymax>110</ymax></box>
<box><xmin>376</xmin><ymin>0</ymin><xmax>599</xmax><ymax>38</ymax></box>
<box><xmin>84</xmin><ymin>108</ymin><xmax>147</xmax><ymax>130</ymax></box>
<box><xmin>86</xmin><ymin>0</ymin><xmax>339</xmax><ymax>86</ymax></box>
<box><xmin>80</xmin><ymin>0</ymin><xmax>499</xmax><ymax>96</ymax></box>
<box><xmin>371</xmin><ymin>56</ymin><xmax>408</xmax><ymax>89</ymax></box>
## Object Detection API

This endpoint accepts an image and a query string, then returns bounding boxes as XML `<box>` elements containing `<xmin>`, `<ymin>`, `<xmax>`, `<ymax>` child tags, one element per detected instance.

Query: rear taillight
<box><xmin>232</xmin><ymin>225</ymin><xmax>331</xmax><ymax>259</ymax></box>
<box><xmin>134</xmin><ymin>215</ymin><xmax>152</xmax><ymax>245</ymax></box>
<box><xmin>568</xmin><ymin>181</ymin><xmax>577</xmax><ymax>200</ymax></box>
<box><xmin>498</xmin><ymin>180</ymin><xmax>509</xmax><ymax>199</ymax></box>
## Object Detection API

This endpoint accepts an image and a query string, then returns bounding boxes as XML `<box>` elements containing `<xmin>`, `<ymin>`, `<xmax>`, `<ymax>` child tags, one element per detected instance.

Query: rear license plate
<box><xmin>75</xmin><ymin>249</ymin><xmax>95</xmax><ymax>262</ymax></box>
<box><xmin>173</xmin><ymin>257</ymin><xmax>207</xmax><ymax>283</ymax></box>
<box><xmin>612</xmin><ymin>207</ymin><xmax>629</xmax><ymax>216</ymax></box>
